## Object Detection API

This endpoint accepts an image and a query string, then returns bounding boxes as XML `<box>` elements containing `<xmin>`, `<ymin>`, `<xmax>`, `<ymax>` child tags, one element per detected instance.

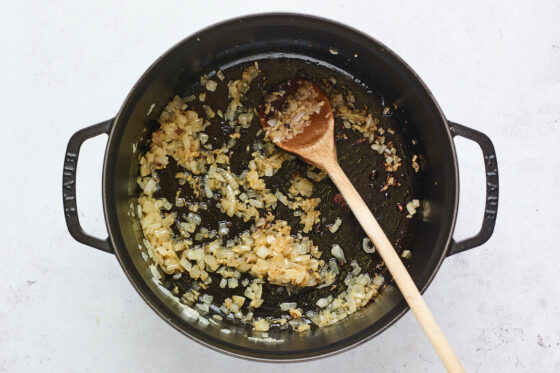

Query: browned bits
<box><xmin>379</xmin><ymin>174</ymin><xmax>397</xmax><ymax>192</ymax></box>
<box><xmin>333</xmin><ymin>193</ymin><xmax>348</xmax><ymax>210</ymax></box>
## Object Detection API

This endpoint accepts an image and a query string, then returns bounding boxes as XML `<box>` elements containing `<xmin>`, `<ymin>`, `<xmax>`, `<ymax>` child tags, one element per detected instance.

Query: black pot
<box><xmin>62</xmin><ymin>13</ymin><xmax>499</xmax><ymax>361</ymax></box>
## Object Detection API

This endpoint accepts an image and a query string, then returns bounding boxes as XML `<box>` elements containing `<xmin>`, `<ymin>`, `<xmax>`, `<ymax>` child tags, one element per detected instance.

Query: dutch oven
<box><xmin>62</xmin><ymin>13</ymin><xmax>499</xmax><ymax>361</ymax></box>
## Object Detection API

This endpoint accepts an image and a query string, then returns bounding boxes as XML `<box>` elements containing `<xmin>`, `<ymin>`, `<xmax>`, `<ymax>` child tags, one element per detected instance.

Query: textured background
<box><xmin>2</xmin><ymin>0</ymin><xmax>559</xmax><ymax>372</ymax></box>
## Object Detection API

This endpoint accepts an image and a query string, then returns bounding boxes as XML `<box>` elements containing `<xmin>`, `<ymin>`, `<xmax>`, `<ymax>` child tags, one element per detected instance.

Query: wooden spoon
<box><xmin>259</xmin><ymin>79</ymin><xmax>465</xmax><ymax>373</ymax></box>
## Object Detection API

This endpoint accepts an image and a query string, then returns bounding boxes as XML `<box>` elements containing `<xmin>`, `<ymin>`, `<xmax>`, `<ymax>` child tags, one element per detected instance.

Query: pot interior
<box><xmin>103</xmin><ymin>14</ymin><xmax>458</xmax><ymax>360</ymax></box>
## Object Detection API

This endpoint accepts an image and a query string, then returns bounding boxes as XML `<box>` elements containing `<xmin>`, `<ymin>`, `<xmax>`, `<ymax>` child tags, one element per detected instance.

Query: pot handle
<box><xmin>447</xmin><ymin>121</ymin><xmax>499</xmax><ymax>256</ymax></box>
<box><xmin>63</xmin><ymin>119</ymin><xmax>114</xmax><ymax>254</ymax></box>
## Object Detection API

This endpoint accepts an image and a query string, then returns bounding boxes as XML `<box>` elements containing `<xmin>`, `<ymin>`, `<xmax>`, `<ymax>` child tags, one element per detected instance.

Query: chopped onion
<box><xmin>264</xmin><ymin>166</ymin><xmax>273</xmax><ymax>177</ymax></box>
<box><xmin>176</xmin><ymin>197</ymin><xmax>185</xmax><ymax>207</ymax></box>
<box><xmin>182</xmin><ymin>306</ymin><xmax>199</xmax><ymax>320</ymax></box>
<box><xmin>232</xmin><ymin>295</ymin><xmax>245</xmax><ymax>307</ymax></box>
<box><xmin>274</xmin><ymin>191</ymin><xmax>289</xmax><ymax>206</ymax></box>
<box><xmin>406</xmin><ymin>202</ymin><xmax>417</xmax><ymax>216</ymax></box>
<box><xmin>253</xmin><ymin>319</ymin><xmax>270</xmax><ymax>332</ymax></box>
<box><xmin>228</xmin><ymin>278</ymin><xmax>238</xmax><ymax>289</ymax></box>
<box><xmin>329</xmin><ymin>217</ymin><xmax>342</xmax><ymax>233</ymax></box>
<box><xmin>149</xmin><ymin>264</ymin><xmax>162</xmax><ymax>281</ymax></box>
<box><xmin>350</xmin><ymin>260</ymin><xmax>362</xmax><ymax>275</ymax></box>
<box><xmin>238</xmin><ymin>113</ymin><xmax>252</xmax><ymax>126</ymax></box>
<box><xmin>373</xmin><ymin>274</ymin><xmax>385</xmax><ymax>286</ymax></box>
<box><xmin>201</xmin><ymin>294</ymin><xmax>213</xmax><ymax>304</ymax></box>
<box><xmin>316</xmin><ymin>298</ymin><xmax>329</xmax><ymax>308</ymax></box>
<box><xmin>144</xmin><ymin>179</ymin><xmax>156</xmax><ymax>195</ymax></box>
<box><xmin>205</xmin><ymin>80</ymin><xmax>217</xmax><ymax>92</ymax></box>
<box><xmin>331</xmin><ymin>244</ymin><xmax>345</xmax><ymax>262</ymax></box>
<box><xmin>280</xmin><ymin>302</ymin><xmax>297</xmax><ymax>311</ymax></box>
<box><xmin>203</xmin><ymin>176</ymin><xmax>213</xmax><ymax>198</ymax></box>
<box><xmin>219</xmin><ymin>278</ymin><xmax>227</xmax><ymax>288</ymax></box>
<box><xmin>195</xmin><ymin>303</ymin><xmax>209</xmax><ymax>315</ymax></box>
<box><xmin>329</xmin><ymin>258</ymin><xmax>339</xmax><ymax>275</ymax></box>
<box><xmin>218</xmin><ymin>222</ymin><xmax>229</xmax><ymax>236</ymax></box>
<box><xmin>362</xmin><ymin>237</ymin><xmax>375</xmax><ymax>253</ymax></box>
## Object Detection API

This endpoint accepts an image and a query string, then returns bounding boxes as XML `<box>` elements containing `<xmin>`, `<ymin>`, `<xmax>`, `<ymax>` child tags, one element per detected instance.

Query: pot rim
<box><xmin>102</xmin><ymin>12</ymin><xmax>459</xmax><ymax>362</ymax></box>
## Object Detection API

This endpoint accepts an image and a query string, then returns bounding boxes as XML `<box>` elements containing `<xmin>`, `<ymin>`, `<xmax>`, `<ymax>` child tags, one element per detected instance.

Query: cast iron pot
<box><xmin>62</xmin><ymin>13</ymin><xmax>499</xmax><ymax>361</ymax></box>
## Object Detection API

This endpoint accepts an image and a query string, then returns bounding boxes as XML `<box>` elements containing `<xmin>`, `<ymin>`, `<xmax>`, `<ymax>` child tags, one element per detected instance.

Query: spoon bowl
<box><xmin>258</xmin><ymin>79</ymin><xmax>336</xmax><ymax>168</ymax></box>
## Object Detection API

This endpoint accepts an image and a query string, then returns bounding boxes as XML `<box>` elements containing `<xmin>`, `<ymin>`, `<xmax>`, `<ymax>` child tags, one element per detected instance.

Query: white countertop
<box><xmin>2</xmin><ymin>1</ymin><xmax>559</xmax><ymax>372</ymax></box>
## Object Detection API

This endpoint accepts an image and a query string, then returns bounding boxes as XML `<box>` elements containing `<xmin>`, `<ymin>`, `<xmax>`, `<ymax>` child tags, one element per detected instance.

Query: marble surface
<box><xmin>2</xmin><ymin>1</ymin><xmax>559</xmax><ymax>372</ymax></box>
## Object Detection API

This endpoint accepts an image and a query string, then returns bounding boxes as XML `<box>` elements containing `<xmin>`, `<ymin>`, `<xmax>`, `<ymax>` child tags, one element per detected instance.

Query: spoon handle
<box><xmin>324</xmin><ymin>160</ymin><xmax>465</xmax><ymax>373</ymax></box>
